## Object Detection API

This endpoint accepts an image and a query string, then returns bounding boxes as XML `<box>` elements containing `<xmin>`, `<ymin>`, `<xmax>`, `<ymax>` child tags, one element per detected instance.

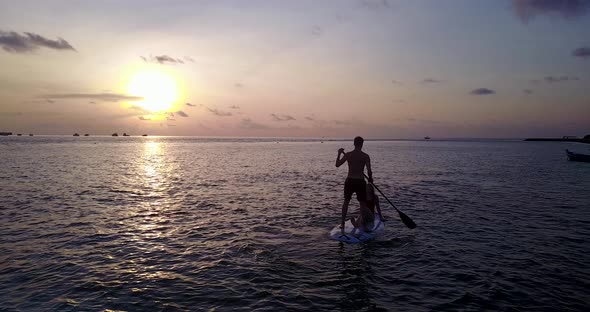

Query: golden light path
<box><xmin>124</xmin><ymin>65</ymin><xmax>183</xmax><ymax>117</ymax></box>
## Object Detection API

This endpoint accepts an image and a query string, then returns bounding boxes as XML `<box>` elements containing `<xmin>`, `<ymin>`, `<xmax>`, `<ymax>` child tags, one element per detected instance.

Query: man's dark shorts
<box><xmin>344</xmin><ymin>178</ymin><xmax>367</xmax><ymax>202</ymax></box>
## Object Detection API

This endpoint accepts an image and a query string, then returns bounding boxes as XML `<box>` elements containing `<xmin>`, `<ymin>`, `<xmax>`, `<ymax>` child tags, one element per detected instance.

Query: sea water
<box><xmin>1</xmin><ymin>136</ymin><xmax>589</xmax><ymax>311</ymax></box>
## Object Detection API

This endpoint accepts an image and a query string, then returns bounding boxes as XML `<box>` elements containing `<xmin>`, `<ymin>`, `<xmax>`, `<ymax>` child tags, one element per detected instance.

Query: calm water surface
<box><xmin>1</xmin><ymin>137</ymin><xmax>589</xmax><ymax>311</ymax></box>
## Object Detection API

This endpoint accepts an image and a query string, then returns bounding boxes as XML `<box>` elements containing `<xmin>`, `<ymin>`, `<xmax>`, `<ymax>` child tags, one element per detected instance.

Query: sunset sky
<box><xmin>0</xmin><ymin>0</ymin><xmax>589</xmax><ymax>138</ymax></box>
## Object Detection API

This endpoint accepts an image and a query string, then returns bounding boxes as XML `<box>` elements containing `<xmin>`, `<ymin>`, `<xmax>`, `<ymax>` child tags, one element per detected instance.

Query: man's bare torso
<box><xmin>346</xmin><ymin>150</ymin><xmax>369</xmax><ymax>179</ymax></box>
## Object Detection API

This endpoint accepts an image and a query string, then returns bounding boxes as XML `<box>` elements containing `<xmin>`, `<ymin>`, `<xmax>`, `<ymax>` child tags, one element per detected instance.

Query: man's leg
<box><xmin>341</xmin><ymin>198</ymin><xmax>351</xmax><ymax>232</ymax></box>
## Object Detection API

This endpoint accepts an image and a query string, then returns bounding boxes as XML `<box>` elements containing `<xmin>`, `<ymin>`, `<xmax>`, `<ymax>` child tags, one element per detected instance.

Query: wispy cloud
<box><xmin>183</xmin><ymin>56</ymin><xmax>195</xmax><ymax>63</ymax></box>
<box><xmin>572</xmin><ymin>46</ymin><xmax>590</xmax><ymax>59</ymax></box>
<box><xmin>140</xmin><ymin>54</ymin><xmax>185</xmax><ymax>65</ymax></box>
<box><xmin>311</xmin><ymin>25</ymin><xmax>323</xmax><ymax>36</ymax></box>
<box><xmin>420</xmin><ymin>78</ymin><xmax>444</xmax><ymax>84</ymax></box>
<box><xmin>332</xmin><ymin>119</ymin><xmax>354</xmax><ymax>126</ymax></box>
<box><xmin>138</xmin><ymin>116</ymin><xmax>151</xmax><ymax>121</ymax></box>
<box><xmin>358</xmin><ymin>0</ymin><xmax>391</xmax><ymax>10</ymax></box>
<box><xmin>271</xmin><ymin>113</ymin><xmax>296</xmax><ymax>121</ymax></box>
<box><xmin>305</xmin><ymin>116</ymin><xmax>315</xmax><ymax>121</ymax></box>
<box><xmin>44</xmin><ymin>93</ymin><xmax>142</xmax><ymax>102</ymax></box>
<box><xmin>185</xmin><ymin>102</ymin><xmax>196</xmax><ymax>107</ymax></box>
<box><xmin>391</xmin><ymin>80</ymin><xmax>402</xmax><ymax>85</ymax></box>
<box><xmin>200</xmin><ymin>104</ymin><xmax>232</xmax><ymax>117</ymax></box>
<box><xmin>240</xmin><ymin>118</ymin><xmax>270</xmax><ymax>129</ymax></box>
<box><xmin>176</xmin><ymin>110</ymin><xmax>189</xmax><ymax>117</ymax></box>
<box><xmin>470</xmin><ymin>88</ymin><xmax>496</xmax><ymax>95</ymax></box>
<box><xmin>234</xmin><ymin>83</ymin><xmax>244</xmax><ymax>88</ymax></box>
<box><xmin>0</xmin><ymin>31</ymin><xmax>75</xmax><ymax>53</ymax></box>
<box><xmin>512</xmin><ymin>0</ymin><xmax>590</xmax><ymax>23</ymax></box>
<box><xmin>544</xmin><ymin>75</ymin><xmax>580</xmax><ymax>83</ymax></box>
<box><xmin>229</xmin><ymin>105</ymin><xmax>240</xmax><ymax>110</ymax></box>
<box><xmin>523</xmin><ymin>89</ymin><xmax>533</xmax><ymax>94</ymax></box>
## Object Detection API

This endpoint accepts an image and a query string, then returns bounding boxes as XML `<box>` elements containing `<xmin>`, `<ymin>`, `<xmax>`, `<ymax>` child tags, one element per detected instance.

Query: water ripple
<box><xmin>1</xmin><ymin>138</ymin><xmax>589</xmax><ymax>311</ymax></box>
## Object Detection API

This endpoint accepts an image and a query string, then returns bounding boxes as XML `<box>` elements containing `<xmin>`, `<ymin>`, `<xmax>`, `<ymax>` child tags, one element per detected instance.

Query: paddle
<box><xmin>364</xmin><ymin>173</ymin><xmax>417</xmax><ymax>229</ymax></box>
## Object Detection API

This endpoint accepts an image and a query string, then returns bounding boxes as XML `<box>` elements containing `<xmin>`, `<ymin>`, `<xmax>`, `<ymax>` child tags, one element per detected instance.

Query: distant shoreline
<box><xmin>524</xmin><ymin>138</ymin><xmax>589</xmax><ymax>144</ymax></box>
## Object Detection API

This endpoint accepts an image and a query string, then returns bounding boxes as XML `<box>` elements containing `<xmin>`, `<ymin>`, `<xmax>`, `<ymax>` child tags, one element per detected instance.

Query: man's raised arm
<box><xmin>335</xmin><ymin>148</ymin><xmax>347</xmax><ymax>167</ymax></box>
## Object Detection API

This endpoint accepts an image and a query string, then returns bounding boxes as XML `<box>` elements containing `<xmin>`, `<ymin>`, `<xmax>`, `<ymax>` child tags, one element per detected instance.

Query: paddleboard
<box><xmin>329</xmin><ymin>214</ymin><xmax>385</xmax><ymax>243</ymax></box>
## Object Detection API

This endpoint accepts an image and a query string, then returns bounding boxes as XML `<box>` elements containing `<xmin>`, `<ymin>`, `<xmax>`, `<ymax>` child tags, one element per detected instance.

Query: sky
<box><xmin>0</xmin><ymin>0</ymin><xmax>589</xmax><ymax>138</ymax></box>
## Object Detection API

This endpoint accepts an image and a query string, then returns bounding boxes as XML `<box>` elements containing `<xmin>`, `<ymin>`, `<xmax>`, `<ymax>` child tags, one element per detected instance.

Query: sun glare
<box><xmin>126</xmin><ymin>68</ymin><xmax>180</xmax><ymax>113</ymax></box>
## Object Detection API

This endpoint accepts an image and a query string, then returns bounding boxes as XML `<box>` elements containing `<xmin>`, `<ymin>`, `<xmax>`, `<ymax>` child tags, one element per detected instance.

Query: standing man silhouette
<box><xmin>335</xmin><ymin>136</ymin><xmax>373</xmax><ymax>232</ymax></box>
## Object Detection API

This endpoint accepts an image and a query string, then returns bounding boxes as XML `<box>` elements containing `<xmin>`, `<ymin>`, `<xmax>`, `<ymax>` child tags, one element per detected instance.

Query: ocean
<box><xmin>1</xmin><ymin>136</ymin><xmax>589</xmax><ymax>311</ymax></box>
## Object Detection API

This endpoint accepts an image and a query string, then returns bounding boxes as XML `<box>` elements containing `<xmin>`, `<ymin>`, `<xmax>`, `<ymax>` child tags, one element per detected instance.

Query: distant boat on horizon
<box><xmin>424</xmin><ymin>136</ymin><xmax>431</xmax><ymax>140</ymax></box>
<box><xmin>84</xmin><ymin>134</ymin><xmax>89</xmax><ymax>136</ymax></box>
<box><xmin>123</xmin><ymin>133</ymin><xmax>130</xmax><ymax>137</ymax></box>
<box><xmin>17</xmin><ymin>134</ymin><xmax>22</xmax><ymax>136</ymax></box>
<box><xmin>142</xmin><ymin>134</ymin><xmax>148</xmax><ymax>137</ymax></box>
<box><xmin>29</xmin><ymin>134</ymin><xmax>33</xmax><ymax>136</ymax></box>
<box><xmin>0</xmin><ymin>132</ymin><xmax>12</xmax><ymax>136</ymax></box>
<box><xmin>73</xmin><ymin>133</ymin><xmax>80</xmax><ymax>137</ymax></box>
<box><xmin>112</xmin><ymin>133</ymin><xmax>118</xmax><ymax>137</ymax></box>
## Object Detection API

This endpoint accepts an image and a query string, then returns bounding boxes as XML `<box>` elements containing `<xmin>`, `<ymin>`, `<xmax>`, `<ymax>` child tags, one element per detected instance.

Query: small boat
<box><xmin>29</xmin><ymin>134</ymin><xmax>33</xmax><ymax>136</ymax></box>
<box><xmin>17</xmin><ymin>134</ymin><xmax>22</xmax><ymax>136</ymax></box>
<box><xmin>0</xmin><ymin>132</ymin><xmax>12</xmax><ymax>136</ymax></box>
<box><xmin>84</xmin><ymin>134</ymin><xmax>89</xmax><ymax>136</ymax></box>
<box><xmin>73</xmin><ymin>133</ymin><xmax>80</xmax><ymax>136</ymax></box>
<box><xmin>566</xmin><ymin>149</ymin><xmax>590</xmax><ymax>163</ymax></box>
<box><xmin>112</xmin><ymin>133</ymin><xmax>118</xmax><ymax>137</ymax></box>
<box><xmin>142</xmin><ymin>134</ymin><xmax>148</xmax><ymax>137</ymax></box>
<box><xmin>424</xmin><ymin>136</ymin><xmax>431</xmax><ymax>140</ymax></box>
<box><xmin>123</xmin><ymin>133</ymin><xmax>130</xmax><ymax>137</ymax></box>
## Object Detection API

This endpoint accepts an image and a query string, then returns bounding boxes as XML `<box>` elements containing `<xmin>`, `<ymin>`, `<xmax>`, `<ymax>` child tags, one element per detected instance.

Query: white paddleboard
<box><xmin>329</xmin><ymin>214</ymin><xmax>385</xmax><ymax>243</ymax></box>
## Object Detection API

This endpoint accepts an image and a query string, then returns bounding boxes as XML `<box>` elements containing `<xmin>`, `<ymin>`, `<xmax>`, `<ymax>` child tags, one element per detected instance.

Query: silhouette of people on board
<box><xmin>335</xmin><ymin>136</ymin><xmax>375</xmax><ymax>233</ymax></box>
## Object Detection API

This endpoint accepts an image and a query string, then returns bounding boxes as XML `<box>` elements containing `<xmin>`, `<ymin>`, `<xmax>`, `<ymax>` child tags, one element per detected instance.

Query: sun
<box><xmin>126</xmin><ymin>68</ymin><xmax>180</xmax><ymax>113</ymax></box>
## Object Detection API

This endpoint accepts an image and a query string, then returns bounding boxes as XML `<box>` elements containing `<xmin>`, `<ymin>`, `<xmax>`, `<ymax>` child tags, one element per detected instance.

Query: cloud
<box><xmin>240</xmin><ymin>118</ymin><xmax>270</xmax><ymax>129</ymax></box>
<box><xmin>470</xmin><ymin>88</ymin><xmax>496</xmax><ymax>95</ymax></box>
<box><xmin>523</xmin><ymin>89</ymin><xmax>533</xmax><ymax>94</ymax></box>
<box><xmin>176</xmin><ymin>110</ymin><xmax>189</xmax><ymax>117</ymax></box>
<box><xmin>359</xmin><ymin>0</ymin><xmax>391</xmax><ymax>10</ymax></box>
<box><xmin>305</xmin><ymin>116</ymin><xmax>315</xmax><ymax>121</ymax></box>
<box><xmin>183</xmin><ymin>56</ymin><xmax>195</xmax><ymax>63</ymax></box>
<box><xmin>311</xmin><ymin>25</ymin><xmax>323</xmax><ymax>36</ymax></box>
<box><xmin>392</xmin><ymin>99</ymin><xmax>405</xmax><ymax>103</ymax></box>
<box><xmin>138</xmin><ymin>116</ymin><xmax>151</xmax><ymax>121</ymax></box>
<box><xmin>234</xmin><ymin>83</ymin><xmax>244</xmax><ymax>88</ymax></box>
<box><xmin>46</xmin><ymin>99</ymin><xmax>55</xmax><ymax>104</ymax></box>
<box><xmin>391</xmin><ymin>80</ymin><xmax>402</xmax><ymax>85</ymax></box>
<box><xmin>185</xmin><ymin>102</ymin><xmax>196</xmax><ymax>107</ymax></box>
<box><xmin>128</xmin><ymin>105</ymin><xmax>151</xmax><ymax>114</ymax></box>
<box><xmin>229</xmin><ymin>105</ymin><xmax>240</xmax><ymax>110</ymax></box>
<box><xmin>44</xmin><ymin>93</ymin><xmax>142</xmax><ymax>102</ymax></box>
<box><xmin>512</xmin><ymin>0</ymin><xmax>590</xmax><ymax>22</ymax></box>
<box><xmin>271</xmin><ymin>113</ymin><xmax>296</xmax><ymax>121</ymax></box>
<box><xmin>140</xmin><ymin>54</ymin><xmax>184</xmax><ymax>65</ymax></box>
<box><xmin>0</xmin><ymin>31</ymin><xmax>76</xmax><ymax>53</ymax></box>
<box><xmin>543</xmin><ymin>75</ymin><xmax>580</xmax><ymax>83</ymax></box>
<box><xmin>572</xmin><ymin>46</ymin><xmax>590</xmax><ymax>59</ymax></box>
<box><xmin>200</xmin><ymin>104</ymin><xmax>232</xmax><ymax>116</ymax></box>
<box><xmin>332</xmin><ymin>119</ymin><xmax>354</xmax><ymax>126</ymax></box>
<box><xmin>89</xmin><ymin>101</ymin><xmax>96</xmax><ymax>104</ymax></box>
<box><xmin>421</xmin><ymin>78</ymin><xmax>444</xmax><ymax>84</ymax></box>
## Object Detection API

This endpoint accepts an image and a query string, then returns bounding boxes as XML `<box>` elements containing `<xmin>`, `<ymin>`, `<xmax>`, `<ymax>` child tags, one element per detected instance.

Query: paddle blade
<box><xmin>398</xmin><ymin>210</ymin><xmax>417</xmax><ymax>229</ymax></box>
